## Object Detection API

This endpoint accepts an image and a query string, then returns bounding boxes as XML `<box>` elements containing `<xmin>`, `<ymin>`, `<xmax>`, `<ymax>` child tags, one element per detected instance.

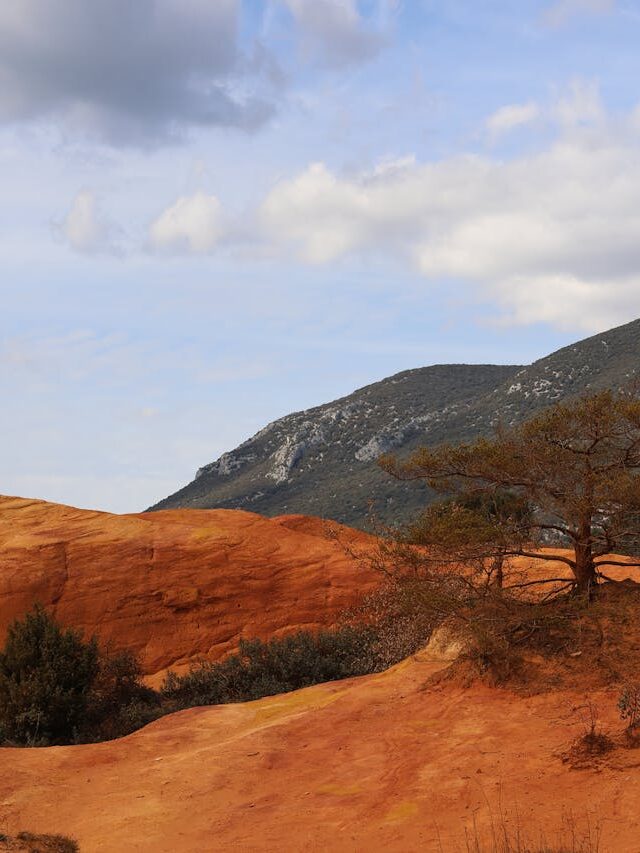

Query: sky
<box><xmin>3</xmin><ymin>0</ymin><xmax>640</xmax><ymax>513</ymax></box>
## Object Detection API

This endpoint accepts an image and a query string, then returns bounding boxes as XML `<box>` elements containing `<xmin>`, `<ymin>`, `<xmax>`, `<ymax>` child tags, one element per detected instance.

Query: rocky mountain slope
<box><xmin>150</xmin><ymin>317</ymin><xmax>640</xmax><ymax>527</ymax></box>
<box><xmin>0</xmin><ymin>496</ymin><xmax>378</xmax><ymax>679</ymax></box>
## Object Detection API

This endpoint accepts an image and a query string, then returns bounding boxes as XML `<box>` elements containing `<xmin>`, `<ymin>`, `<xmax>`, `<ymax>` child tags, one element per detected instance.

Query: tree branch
<box><xmin>503</xmin><ymin>577</ymin><xmax>575</xmax><ymax>591</ymax></box>
<box><xmin>504</xmin><ymin>550</ymin><xmax>576</xmax><ymax>569</ymax></box>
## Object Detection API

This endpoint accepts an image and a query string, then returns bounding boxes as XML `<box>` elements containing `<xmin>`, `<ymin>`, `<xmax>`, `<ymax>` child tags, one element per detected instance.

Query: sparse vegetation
<box><xmin>459</xmin><ymin>809</ymin><xmax>602</xmax><ymax>853</ymax></box>
<box><xmin>446</xmin><ymin>796</ymin><xmax>603</xmax><ymax>853</ymax></box>
<box><xmin>0</xmin><ymin>832</ymin><xmax>79</xmax><ymax>852</ymax></box>
<box><xmin>162</xmin><ymin>625</ymin><xmax>385</xmax><ymax>710</ymax></box>
<box><xmin>339</xmin><ymin>577</ymin><xmax>436</xmax><ymax>670</ymax></box>
<box><xmin>0</xmin><ymin>608</ymin><xmax>412</xmax><ymax>745</ymax></box>
<box><xmin>561</xmin><ymin>702</ymin><xmax>614</xmax><ymax>769</ymax></box>
<box><xmin>617</xmin><ymin>682</ymin><xmax>640</xmax><ymax>731</ymax></box>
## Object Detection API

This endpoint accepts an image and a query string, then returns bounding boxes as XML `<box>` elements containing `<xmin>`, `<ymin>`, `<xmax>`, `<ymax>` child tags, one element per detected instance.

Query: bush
<box><xmin>341</xmin><ymin>578</ymin><xmax>436</xmax><ymax>670</ymax></box>
<box><xmin>0</xmin><ymin>605</ymin><xmax>99</xmax><ymax>745</ymax></box>
<box><xmin>0</xmin><ymin>606</ymin><xmax>158</xmax><ymax>746</ymax></box>
<box><xmin>162</xmin><ymin>626</ymin><xmax>379</xmax><ymax>709</ymax></box>
<box><xmin>81</xmin><ymin>649</ymin><xmax>162</xmax><ymax>742</ymax></box>
<box><xmin>0</xmin><ymin>608</ymin><xmax>425</xmax><ymax>745</ymax></box>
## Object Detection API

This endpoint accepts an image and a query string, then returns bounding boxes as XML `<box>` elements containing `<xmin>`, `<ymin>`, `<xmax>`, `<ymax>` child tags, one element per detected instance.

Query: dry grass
<box><xmin>431</xmin><ymin>580</ymin><xmax>640</xmax><ymax>695</ymax></box>
<box><xmin>560</xmin><ymin>702</ymin><xmax>615</xmax><ymax>770</ymax></box>
<box><xmin>442</xmin><ymin>804</ymin><xmax>602</xmax><ymax>853</ymax></box>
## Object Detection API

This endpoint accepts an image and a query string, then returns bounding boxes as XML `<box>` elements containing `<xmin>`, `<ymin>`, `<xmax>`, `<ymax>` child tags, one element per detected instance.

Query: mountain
<box><xmin>149</xmin><ymin>317</ymin><xmax>640</xmax><ymax>527</ymax></box>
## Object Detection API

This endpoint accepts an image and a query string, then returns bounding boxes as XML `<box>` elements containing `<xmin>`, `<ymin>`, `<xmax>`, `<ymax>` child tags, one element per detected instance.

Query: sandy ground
<box><xmin>0</xmin><ymin>647</ymin><xmax>638</xmax><ymax>852</ymax></box>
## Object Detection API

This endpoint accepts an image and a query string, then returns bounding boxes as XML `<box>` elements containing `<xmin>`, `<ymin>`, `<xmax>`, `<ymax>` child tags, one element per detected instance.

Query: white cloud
<box><xmin>281</xmin><ymin>0</ymin><xmax>393</xmax><ymax>68</ymax></box>
<box><xmin>553</xmin><ymin>78</ymin><xmax>604</xmax><ymax>126</ymax></box>
<box><xmin>258</xmin><ymin>111</ymin><xmax>640</xmax><ymax>331</ymax></box>
<box><xmin>59</xmin><ymin>190</ymin><xmax>117</xmax><ymax>254</ymax></box>
<box><xmin>149</xmin><ymin>192</ymin><xmax>225</xmax><ymax>254</ymax></box>
<box><xmin>485</xmin><ymin>81</ymin><xmax>603</xmax><ymax>142</ymax></box>
<box><xmin>485</xmin><ymin>102</ymin><xmax>540</xmax><ymax>140</ymax></box>
<box><xmin>544</xmin><ymin>0</ymin><xmax>615</xmax><ymax>27</ymax></box>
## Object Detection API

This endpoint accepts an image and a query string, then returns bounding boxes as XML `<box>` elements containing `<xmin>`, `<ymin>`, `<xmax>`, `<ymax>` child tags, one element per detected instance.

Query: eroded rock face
<box><xmin>0</xmin><ymin>496</ymin><xmax>378</xmax><ymax>677</ymax></box>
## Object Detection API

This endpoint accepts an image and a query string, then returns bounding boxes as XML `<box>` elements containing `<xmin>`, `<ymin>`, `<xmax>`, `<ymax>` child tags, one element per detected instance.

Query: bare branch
<box><xmin>504</xmin><ymin>550</ymin><xmax>576</xmax><ymax>569</ymax></box>
<box><xmin>503</xmin><ymin>577</ymin><xmax>575</xmax><ymax>591</ymax></box>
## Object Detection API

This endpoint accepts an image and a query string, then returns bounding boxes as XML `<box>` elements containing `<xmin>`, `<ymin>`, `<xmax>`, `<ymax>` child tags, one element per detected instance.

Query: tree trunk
<box><xmin>491</xmin><ymin>555</ymin><xmax>504</xmax><ymax>589</ymax></box>
<box><xmin>574</xmin><ymin>521</ymin><xmax>597</xmax><ymax>594</ymax></box>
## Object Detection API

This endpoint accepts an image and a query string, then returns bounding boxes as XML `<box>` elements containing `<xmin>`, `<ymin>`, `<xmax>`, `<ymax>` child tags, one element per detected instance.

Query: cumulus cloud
<box><xmin>544</xmin><ymin>0</ymin><xmax>615</xmax><ymax>27</ymax></box>
<box><xmin>149</xmin><ymin>192</ymin><xmax>225</xmax><ymax>254</ymax></box>
<box><xmin>281</xmin><ymin>0</ymin><xmax>394</xmax><ymax>68</ymax></box>
<box><xmin>485</xmin><ymin>102</ymin><xmax>540</xmax><ymax>140</ymax></box>
<box><xmin>58</xmin><ymin>190</ymin><xmax>117</xmax><ymax>254</ymax></box>
<box><xmin>259</xmin><ymin>111</ymin><xmax>640</xmax><ymax>331</ymax></box>
<box><xmin>0</xmin><ymin>0</ymin><xmax>277</xmax><ymax>145</ymax></box>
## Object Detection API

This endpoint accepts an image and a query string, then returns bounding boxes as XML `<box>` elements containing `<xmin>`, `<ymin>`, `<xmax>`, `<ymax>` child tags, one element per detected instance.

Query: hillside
<box><xmin>4</xmin><ymin>497</ymin><xmax>640</xmax><ymax>850</ymax></box>
<box><xmin>2</xmin><ymin>630</ymin><xmax>640</xmax><ymax>852</ymax></box>
<box><xmin>150</xmin><ymin>317</ymin><xmax>640</xmax><ymax>527</ymax></box>
<box><xmin>0</xmin><ymin>496</ymin><xmax>378</xmax><ymax>678</ymax></box>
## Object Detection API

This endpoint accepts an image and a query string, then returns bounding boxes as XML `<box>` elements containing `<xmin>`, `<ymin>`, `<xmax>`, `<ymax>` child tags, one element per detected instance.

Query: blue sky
<box><xmin>2</xmin><ymin>0</ymin><xmax>640</xmax><ymax>512</ymax></box>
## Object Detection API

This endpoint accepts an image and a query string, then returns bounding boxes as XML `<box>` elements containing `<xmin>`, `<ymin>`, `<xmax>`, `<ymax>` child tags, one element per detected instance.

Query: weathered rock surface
<box><xmin>0</xmin><ymin>496</ymin><xmax>378</xmax><ymax>677</ymax></box>
<box><xmin>2</xmin><ymin>650</ymin><xmax>640</xmax><ymax>851</ymax></box>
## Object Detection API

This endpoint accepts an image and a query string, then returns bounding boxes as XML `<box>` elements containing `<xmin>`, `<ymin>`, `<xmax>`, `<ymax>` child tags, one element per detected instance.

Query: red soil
<box><xmin>0</xmin><ymin>649</ymin><xmax>638</xmax><ymax>851</ymax></box>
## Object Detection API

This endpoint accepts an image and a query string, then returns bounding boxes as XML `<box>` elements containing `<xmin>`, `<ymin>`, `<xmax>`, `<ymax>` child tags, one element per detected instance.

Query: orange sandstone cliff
<box><xmin>0</xmin><ymin>495</ymin><xmax>378</xmax><ymax>678</ymax></box>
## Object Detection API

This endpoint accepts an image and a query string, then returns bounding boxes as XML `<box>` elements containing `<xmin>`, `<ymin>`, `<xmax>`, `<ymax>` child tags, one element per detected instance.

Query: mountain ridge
<box><xmin>149</xmin><ymin>317</ymin><xmax>640</xmax><ymax>527</ymax></box>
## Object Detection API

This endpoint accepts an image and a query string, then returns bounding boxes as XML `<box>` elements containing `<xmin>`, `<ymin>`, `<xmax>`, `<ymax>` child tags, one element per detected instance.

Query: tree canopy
<box><xmin>380</xmin><ymin>390</ymin><xmax>640</xmax><ymax>593</ymax></box>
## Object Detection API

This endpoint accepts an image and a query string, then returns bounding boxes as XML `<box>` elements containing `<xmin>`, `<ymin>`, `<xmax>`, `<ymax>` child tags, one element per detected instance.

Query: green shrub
<box><xmin>0</xmin><ymin>606</ymin><xmax>159</xmax><ymax>746</ymax></box>
<box><xmin>162</xmin><ymin>626</ymin><xmax>378</xmax><ymax>709</ymax></box>
<box><xmin>0</xmin><ymin>608</ymin><xmax>421</xmax><ymax>746</ymax></box>
<box><xmin>0</xmin><ymin>605</ymin><xmax>99</xmax><ymax>745</ymax></box>
<box><xmin>81</xmin><ymin>649</ymin><xmax>161</xmax><ymax>742</ymax></box>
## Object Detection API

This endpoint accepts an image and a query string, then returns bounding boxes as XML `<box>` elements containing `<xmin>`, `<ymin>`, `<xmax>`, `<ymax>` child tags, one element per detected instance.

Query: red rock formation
<box><xmin>0</xmin><ymin>496</ymin><xmax>378</xmax><ymax>678</ymax></box>
<box><xmin>5</xmin><ymin>496</ymin><xmax>640</xmax><ymax>850</ymax></box>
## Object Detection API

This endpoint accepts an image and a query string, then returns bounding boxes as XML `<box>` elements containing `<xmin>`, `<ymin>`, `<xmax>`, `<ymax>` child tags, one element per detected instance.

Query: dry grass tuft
<box><xmin>450</xmin><ymin>805</ymin><xmax>602</xmax><ymax>853</ymax></box>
